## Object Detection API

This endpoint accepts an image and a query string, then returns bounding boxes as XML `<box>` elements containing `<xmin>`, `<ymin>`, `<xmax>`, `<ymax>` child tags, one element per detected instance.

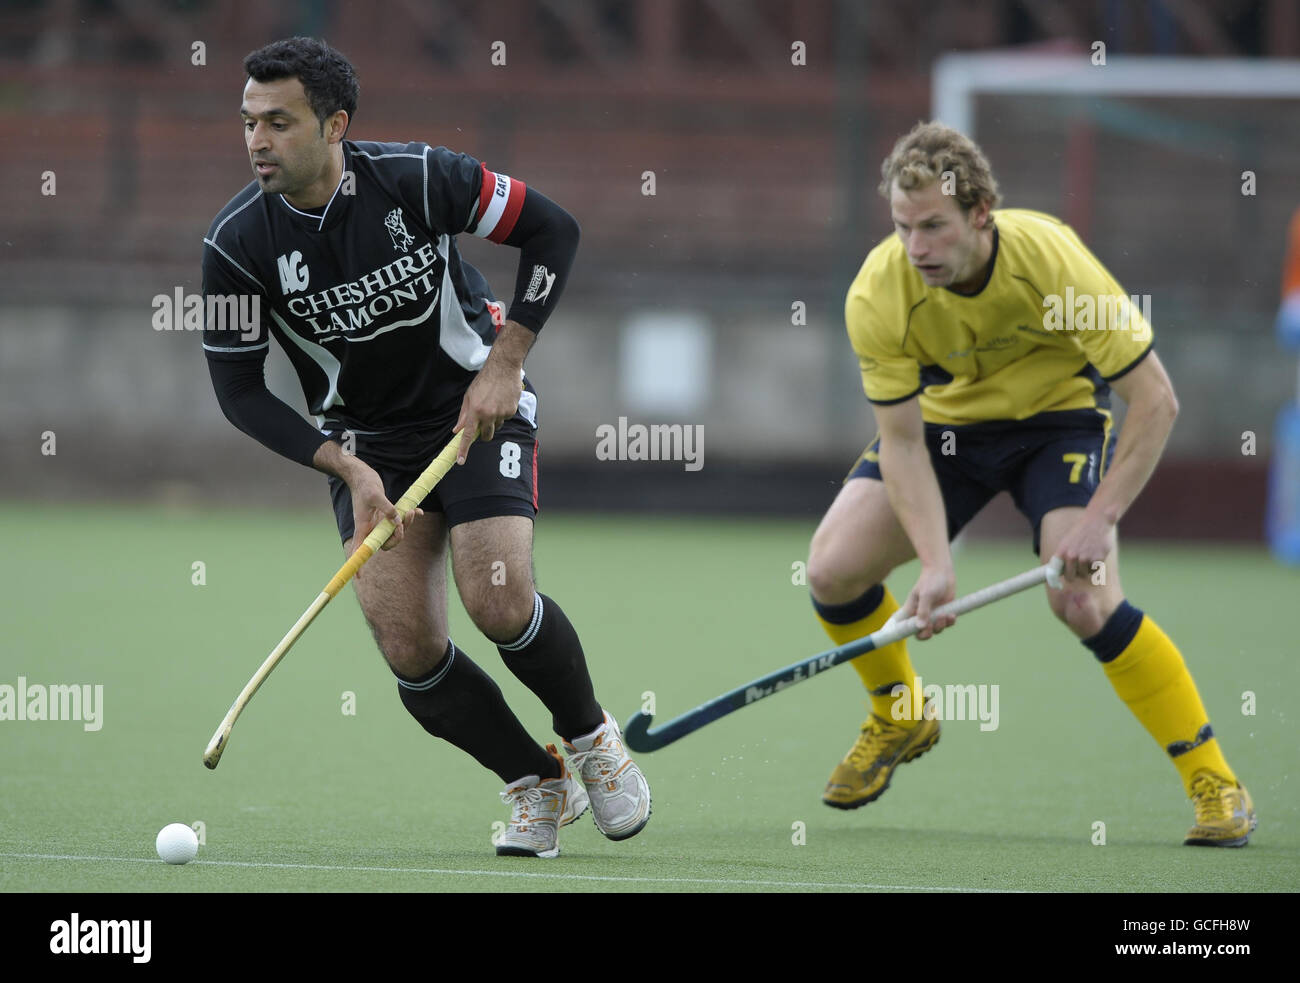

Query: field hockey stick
<box><xmin>202</xmin><ymin>429</ymin><xmax>475</xmax><ymax>769</ymax></box>
<box><xmin>623</xmin><ymin>556</ymin><xmax>1063</xmax><ymax>753</ymax></box>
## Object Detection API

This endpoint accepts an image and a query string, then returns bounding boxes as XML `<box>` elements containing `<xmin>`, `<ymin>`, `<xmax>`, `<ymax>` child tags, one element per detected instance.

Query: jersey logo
<box><xmin>1016</xmin><ymin>323</ymin><xmax>1055</xmax><ymax>339</ymax></box>
<box><xmin>384</xmin><ymin>209</ymin><xmax>415</xmax><ymax>252</ymax></box>
<box><xmin>522</xmin><ymin>264</ymin><xmax>555</xmax><ymax>303</ymax></box>
<box><xmin>946</xmin><ymin>334</ymin><xmax>1017</xmax><ymax>359</ymax></box>
<box><xmin>276</xmin><ymin>251</ymin><xmax>310</xmax><ymax>294</ymax></box>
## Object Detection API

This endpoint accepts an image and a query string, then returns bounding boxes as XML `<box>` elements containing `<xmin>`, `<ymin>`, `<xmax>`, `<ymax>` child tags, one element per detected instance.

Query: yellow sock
<box><xmin>813</xmin><ymin>585</ymin><xmax>919</xmax><ymax>728</ymax></box>
<box><xmin>1095</xmin><ymin>605</ymin><xmax>1235</xmax><ymax>795</ymax></box>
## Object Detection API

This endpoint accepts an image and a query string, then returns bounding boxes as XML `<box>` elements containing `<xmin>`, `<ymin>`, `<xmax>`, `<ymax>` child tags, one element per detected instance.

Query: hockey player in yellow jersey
<box><xmin>806</xmin><ymin>121</ymin><xmax>1255</xmax><ymax>846</ymax></box>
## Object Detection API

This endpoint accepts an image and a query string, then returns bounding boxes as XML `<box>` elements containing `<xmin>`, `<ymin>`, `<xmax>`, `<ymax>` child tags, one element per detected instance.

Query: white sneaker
<box><xmin>564</xmin><ymin>710</ymin><xmax>651</xmax><ymax>841</ymax></box>
<box><xmin>495</xmin><ymin>745</ymin><xmax>588</xmax><ymax>858</ymax></box>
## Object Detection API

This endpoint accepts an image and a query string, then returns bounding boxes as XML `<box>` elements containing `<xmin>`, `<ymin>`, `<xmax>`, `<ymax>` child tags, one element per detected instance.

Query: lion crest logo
<box><xmin>384</xmin><ymin>209</ymin><xmax>414</xmax><ymax>252</ymax></box>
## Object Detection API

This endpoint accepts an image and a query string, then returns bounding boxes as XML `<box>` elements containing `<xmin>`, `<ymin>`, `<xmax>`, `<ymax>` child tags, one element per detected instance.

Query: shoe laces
<box><xmin>846</xmin><ymin>716</ymin><xmax>903</xmax><ymax>769</ymax></box>
<box><xmin>569</xmin><ymin>739</ymin><xmax>623</xmax><ymax>779</ymax></box>
<box><xmin>501</xmin><ymin>784</ymin><xmax>545</xmax><ymax>825</ymax></box>
<box><xmin>1189</xmin><ymin>773</ymin><xmax>1232</xmax><ymax>823</ymax></box>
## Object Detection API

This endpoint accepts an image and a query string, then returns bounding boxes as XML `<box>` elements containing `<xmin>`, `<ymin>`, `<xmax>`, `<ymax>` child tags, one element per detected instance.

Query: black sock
<box><xmin>497</xmin><ymin>593</ymin><xmax>604</xmax><ymax>741</ymax></box>
<box><xmin>395</xmin><ymin>640</ymin><xmax>559</xmax><ymax>783</ymax></box>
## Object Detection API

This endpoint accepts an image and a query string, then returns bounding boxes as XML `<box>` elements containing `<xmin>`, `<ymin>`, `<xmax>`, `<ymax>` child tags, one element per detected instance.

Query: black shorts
<box><xmin>327</xmin><ymin>394</ymin><xmax>540</xmax><ymax>544</ymax></box>
<box><xmin>847</xmin><ymin>408</ymin><xmax>1116</xmax><ymax>554</ymax></box>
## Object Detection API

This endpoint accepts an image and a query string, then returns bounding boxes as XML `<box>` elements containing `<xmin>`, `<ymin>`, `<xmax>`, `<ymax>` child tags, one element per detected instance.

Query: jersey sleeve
<box><xmin>405</xmin><ymin>143</ymin><xmax>517</xmax><ymax>244</ymax></box>
<box><xmin>1056</xmin><ymin>228</ymin><xmax>1154</xmax><ymax>381</ymax></box>
<box><xmin>407</xmin><ymin>144</ymin><xmax>504</xmax><ymax>240</ymax></box>
<box><xmin>200</xmin><ymin>236</ymin><xmax>270</xmax><ymax>359</ymax></box>
<box><xmin>425</xmin><ymin>144</ymin><xmax>575</xmax><ymax>333</ymax></box>
<box><xmin>200</xmin><ymin>236</ymin><xmax>327</xmax><ymax>467</ymax></box>
<box><xmin>846</xmin><ymin>288</ymin><xmax>922</xmax><ymax>405</ymax></box>
<box><xmin>415</xmin><ymin>144</ymin><xmax>531</xmax><ymax>245</ymax></box>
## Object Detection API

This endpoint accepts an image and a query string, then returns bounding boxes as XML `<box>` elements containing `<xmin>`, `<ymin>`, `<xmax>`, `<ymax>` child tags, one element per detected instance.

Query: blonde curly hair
<box><xmin>878</xmin><ymin>121</ymin><xmax>1002</xmax><ymax>212</ymax></box>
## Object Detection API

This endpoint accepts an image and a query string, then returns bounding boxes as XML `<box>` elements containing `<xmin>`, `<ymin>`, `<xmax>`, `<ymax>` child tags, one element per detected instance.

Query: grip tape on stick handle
<box><xmin>323</xmin><ymin>431</ymin><xmax>472</xmax><ymax>598</ymax></box>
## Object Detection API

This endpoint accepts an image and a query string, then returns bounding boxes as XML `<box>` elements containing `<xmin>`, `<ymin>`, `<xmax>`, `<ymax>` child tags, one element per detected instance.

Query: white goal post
<box><xmin>932</xmin><ymin>53</ymin><xmax>1300</xmax><ymax>136</ymax></box>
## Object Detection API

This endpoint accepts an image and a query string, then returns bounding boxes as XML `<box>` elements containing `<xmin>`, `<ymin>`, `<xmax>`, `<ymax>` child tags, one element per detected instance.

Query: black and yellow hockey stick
<box><xmin>623</xmin><ymin>557</ymin><xmax>1063</xmax><ymax>752</ymax></box>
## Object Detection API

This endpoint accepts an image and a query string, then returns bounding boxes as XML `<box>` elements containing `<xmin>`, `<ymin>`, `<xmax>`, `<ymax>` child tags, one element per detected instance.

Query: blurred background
<box><xmin>2</xmin><ymin>0</ymin><xmax>1298</xmax><ymax>544</ymax></box>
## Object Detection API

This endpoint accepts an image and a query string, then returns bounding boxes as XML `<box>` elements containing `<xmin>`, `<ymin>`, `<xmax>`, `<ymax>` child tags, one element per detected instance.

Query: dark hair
<box><xmin>243</xmin><ymin>37</ymin><xmax>359</xmax><ymax>134</ymax></box>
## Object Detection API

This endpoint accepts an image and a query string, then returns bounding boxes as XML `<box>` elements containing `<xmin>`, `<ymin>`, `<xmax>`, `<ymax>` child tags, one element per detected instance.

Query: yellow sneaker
<box><xmin>823</xmin><ymin>706</ymin><xmax>940</xmax><ymax>809</ymax></box>
<box><xmin>1184</xmin><ymin>771</ymin><xmax>1257</xmax><ymax>847</ymax></box>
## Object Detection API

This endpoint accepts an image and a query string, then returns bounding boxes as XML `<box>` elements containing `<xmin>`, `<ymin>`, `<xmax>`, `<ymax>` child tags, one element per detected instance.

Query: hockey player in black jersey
<box><xmin>202</xmin><ymin>37</ymin><xmax>649</xmax><ymax>858</ymax></box>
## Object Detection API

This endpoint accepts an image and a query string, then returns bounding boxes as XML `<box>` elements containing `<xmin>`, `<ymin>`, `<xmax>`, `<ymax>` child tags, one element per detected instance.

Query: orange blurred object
<box><xmin>1284</xmin><ymin>207</ymin><xmax>1300</xmax><ymax>297</ymax></box>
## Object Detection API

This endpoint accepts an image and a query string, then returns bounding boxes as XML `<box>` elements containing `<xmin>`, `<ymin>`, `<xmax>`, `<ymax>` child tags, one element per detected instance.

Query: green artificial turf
<box><xmin>2</xmin><ymin>505</ymin><xmax>1296</xmax><ymax>893</ymax></box>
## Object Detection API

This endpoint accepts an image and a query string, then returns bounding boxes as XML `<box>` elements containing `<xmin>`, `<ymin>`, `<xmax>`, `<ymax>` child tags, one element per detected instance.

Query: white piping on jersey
<box><xmin>202</xmin><ymin>339</ymin><xmax>269</xmax><ymax>354</ymax></box>
<box><xmin>210</xmin><ymin>188</ymin><xmax>264</xmax><ymax>242</ymax></box>
<box><xmin>349</xmin><ymin>145</ymin><xmax>434</xmax><ymax>232</ymax></box>
<box><xmin>435</xmin><ymin>234</ymin><xmax>492</xmax><ymax>372</ymax></box>
<box><xmin>277</xmin><ymin>172</ymin><xmax>347</xmax><ymax>232</ymax></box>
<box><xmin>267</xmin><ymin>306</ymin><xmax>346</xmax><ymax>423</ymax></box>
<box><xmin>350</xmin><ymin>150</ymin><xmax>425</xmax><ymax>160</ymax></box>
<box><xmin>202</xmin><ymin>237</ymin><xmax>266</xmax><ymax>292</ymax></box>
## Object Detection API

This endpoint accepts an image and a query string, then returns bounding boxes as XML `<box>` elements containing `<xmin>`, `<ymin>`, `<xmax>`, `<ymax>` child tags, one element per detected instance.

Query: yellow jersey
<box><xmin>846</xmin><ymin>209</ymin><xmax>1153</xmax><ymax>425</ymax></box>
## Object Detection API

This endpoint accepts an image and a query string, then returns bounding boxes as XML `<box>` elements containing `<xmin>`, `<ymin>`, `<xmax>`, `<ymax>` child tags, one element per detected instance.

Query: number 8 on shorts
<box><xmin>500</xmin><ymin>441</ymin><xmax>521</xmax><ymax>478</ymax></box>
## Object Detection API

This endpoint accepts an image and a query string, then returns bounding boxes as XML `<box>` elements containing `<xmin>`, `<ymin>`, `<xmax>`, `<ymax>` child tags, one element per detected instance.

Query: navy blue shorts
<box><xmin>327</xmin><ymin>395</ymin><xmax>540</xmax><ymax>544</ymax></box>
<box><xmin>847</xmin><ymin>409</ymin><xmax>1116</xmax><ymax>554</ymax></box>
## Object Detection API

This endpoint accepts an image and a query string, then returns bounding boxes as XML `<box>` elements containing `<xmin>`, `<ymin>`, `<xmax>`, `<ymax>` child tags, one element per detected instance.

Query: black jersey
<box><xmin>202</xmin><ymin>139</ymin><xmax>539</xmax><ymax>436</ymax></box>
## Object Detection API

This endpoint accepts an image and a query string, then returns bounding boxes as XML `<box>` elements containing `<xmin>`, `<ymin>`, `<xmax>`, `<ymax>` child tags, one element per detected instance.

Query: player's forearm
<box><xmin>1086</xmin><ymin>389</ymin><xmax>1178</xmax><ymax>525</ymax></box>
<box><xmin>310</xmin><ymin>437</ymin><xmax>373</xmax><ymax>485</ymax></box>
<box><xmin>484</xmin><ymin>319</ymin><xmax>537</xmax><ymax>374</ymax></box>
<box><xmin>879</xmin><ymin>439</ymin><xmax>952</xmax><ymax>571</ymax></box>
<box><xmin>207</xmin><ymin>355</ymin><xmax>333</xmax><ymax>469</ymax></box>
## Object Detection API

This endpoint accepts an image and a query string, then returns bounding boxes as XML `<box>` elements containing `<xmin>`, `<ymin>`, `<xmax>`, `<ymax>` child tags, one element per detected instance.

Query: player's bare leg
<box><xmin>452</xmin><ymin>514</ymin><xmax>650</xmax><ymax>840</ymax></box>
<box><xmin>449</xmin><ymin>515</ymin><xmax>538</xmax><ymax>643</ymax></box>
<box><xmin>808</xmin><ymin>478</ymin><xmax>940</xmax><ymax>809</ymax></box>
<box><xmin>1037</xmin><ymin>506</ymin><xmax>1124</xmax><ymax>638</ymax></box>
<box><xmin>347</xmin><ymin>515</ymin><xmax>450</xmax><ymax>677</ymax></box>
<box><xmin>347</xmin><ymin>513</ymin><xmax>563</xmax><ymax>811</ymax></box>
<box><xmin>1039</xmin><ymin>507</ymin><xmax>1255</xmax><ymax>846</ymax></box>
<box><xmin>808</xmin><ymin>477</ymin><xmax>915</xmax><ymax>604</ymax></box>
